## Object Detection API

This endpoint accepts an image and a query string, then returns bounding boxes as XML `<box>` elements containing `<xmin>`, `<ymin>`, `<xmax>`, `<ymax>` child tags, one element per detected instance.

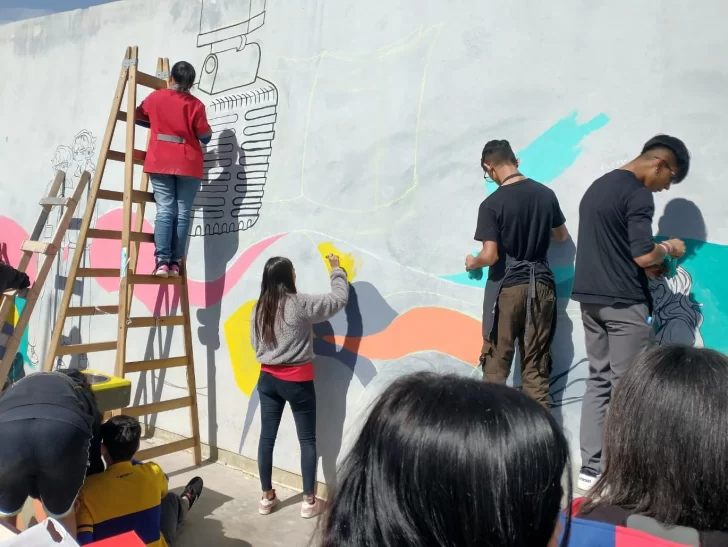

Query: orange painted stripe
<box><xmin>323</xmin><ymin>307</ymin><xmax>481</xmax><ymax>365</ymax></box>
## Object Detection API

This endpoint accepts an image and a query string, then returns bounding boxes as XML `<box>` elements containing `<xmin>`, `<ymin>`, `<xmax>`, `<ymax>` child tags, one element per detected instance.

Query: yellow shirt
<box><xmin>76</xmin><ymin>461</ymin><xmax>168</xmax><ymax>547</ymax></box>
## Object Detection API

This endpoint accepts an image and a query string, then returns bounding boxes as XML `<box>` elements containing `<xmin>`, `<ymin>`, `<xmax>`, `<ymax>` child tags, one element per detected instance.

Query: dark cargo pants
<box><xmin>482</xmin><ymin>283</ymin><xmax>556</xmax><ymax>407</ymax></box>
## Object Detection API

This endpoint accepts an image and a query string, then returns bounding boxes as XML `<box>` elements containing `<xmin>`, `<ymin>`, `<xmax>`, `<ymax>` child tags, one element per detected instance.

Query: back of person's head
<box><xmin>584</xmin><ymin>345</ymin><xmax>728</xmax><ymax>531</ymax></box>
<box><xmin>319</xmin><ymin>373</ymin><xmax>571</xmax><ymax>547</ymax></box>
<box><xmin>171</xmin><ymin>61</ymin><xmax>196</xmax><ymax>92</ymax></box>
<box><xmin>101</xmin><ymin>415</ymin><xmax>142</xmax><ymax>463</ymax></box>
<box><xmin>641</xmin><ymin>134</ymin><xmax>690</xmax><ymax>183</ymax></box>
<box><xmin>255</xmin><ymin>257</ymin><xmax>297</xmax><ymax>347</ymax></box>
<box><xmin>481</xmin><ymin>139</ymin><xmax>518</xmax><ymax>167</ymax></box>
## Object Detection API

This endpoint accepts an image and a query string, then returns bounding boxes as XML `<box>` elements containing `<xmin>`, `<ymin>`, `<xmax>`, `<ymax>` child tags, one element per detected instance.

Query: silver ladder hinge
<box><xmin>156</xmin><ymin>71</ymin><xmax>170</xmax><ymax>79</ymax></box>
<box><xmin>123</xmin><ymin>58</ymin><xmax>139</xmax><ymax>68</ymax></box>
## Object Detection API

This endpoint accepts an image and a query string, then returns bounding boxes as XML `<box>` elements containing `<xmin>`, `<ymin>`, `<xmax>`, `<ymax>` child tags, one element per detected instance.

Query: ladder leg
<box><xmin>115</xmin><ymin>45</ymin><xmax>140</xmax><ymax>379</ymax></box>
<box><xmin>180</xmin><ymin>260</ymin><xmax>202</xmax><ymax>465</ymax></box>
<box><xmin>44</xmin><ymin>47</ymin><xmax>133</xmax><ymax>372</ymax></box>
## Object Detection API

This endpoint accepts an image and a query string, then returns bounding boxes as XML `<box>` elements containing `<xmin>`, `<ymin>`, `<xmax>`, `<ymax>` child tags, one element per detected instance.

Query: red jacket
<box><xmin>136</xmin><ymin>88</ymin><xmax>212</xmax><ymax>179</ymax></box>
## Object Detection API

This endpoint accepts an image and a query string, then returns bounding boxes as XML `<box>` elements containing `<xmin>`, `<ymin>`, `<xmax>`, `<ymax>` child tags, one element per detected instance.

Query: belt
<box><xmin>157</xmin><ymin>133</ymin><xmax>186</xmax><ymax>144</ymax></box>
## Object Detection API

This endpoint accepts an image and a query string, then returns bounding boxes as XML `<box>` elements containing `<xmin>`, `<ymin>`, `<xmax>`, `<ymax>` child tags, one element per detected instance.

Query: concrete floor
<box><xmin>151</xmin><ymin>447</ymin><xmax>319</xmax><ymax>547</ymax></box>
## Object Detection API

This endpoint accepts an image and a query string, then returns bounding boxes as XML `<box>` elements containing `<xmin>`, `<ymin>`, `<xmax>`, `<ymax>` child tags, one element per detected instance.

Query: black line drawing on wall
<box><xmin>650</xmin><ymin>266</ymin><xmax>704</xmax><ymax>347</ymax></box>
<box><xmin>28</xmin><ymin>130</ymin><xmax>98</xmax><ymax>370</ymax></box>
<box><xmin>191</xmin><ymin>0</ymin><xmax>278</xmax><ymax>236</ymax></box>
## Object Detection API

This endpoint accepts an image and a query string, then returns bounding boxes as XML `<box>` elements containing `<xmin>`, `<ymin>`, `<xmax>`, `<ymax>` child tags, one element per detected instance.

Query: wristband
<box><xmin>659</xmin><ymin>241</ymin><xmax>673</xmax><ymax>255</ymax></box>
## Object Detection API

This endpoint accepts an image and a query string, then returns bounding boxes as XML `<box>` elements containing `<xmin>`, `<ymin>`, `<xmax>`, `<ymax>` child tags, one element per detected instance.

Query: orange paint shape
<box><xmin>323</xmin><ymin>307</ymin><xmax>481</xmax><ymax>365</ymax></box>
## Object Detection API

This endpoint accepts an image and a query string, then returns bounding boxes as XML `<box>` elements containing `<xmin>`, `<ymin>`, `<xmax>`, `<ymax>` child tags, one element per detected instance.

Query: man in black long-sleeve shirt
<box><xmin>572</xmin><ymin>135</ymin><xmax>690</xmax><ymax>491</ymax></box>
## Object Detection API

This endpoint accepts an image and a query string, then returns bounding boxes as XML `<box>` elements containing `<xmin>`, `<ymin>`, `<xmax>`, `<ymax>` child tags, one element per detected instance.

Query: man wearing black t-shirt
<box><xmin>466</xmin><ymin>140</ymin><xmax>569</xmax><ymax>407</ymax></box>
<box><xmin>573</xmin><ymin>135</ymin><xmax>689</xmax><ymax>491</ymax></box>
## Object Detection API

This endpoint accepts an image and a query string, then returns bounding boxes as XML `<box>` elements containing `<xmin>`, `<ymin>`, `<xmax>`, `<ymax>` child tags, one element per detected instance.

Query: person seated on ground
<box><xmin>575</xmin><ymin>345</ymin><xmax>728</xmax><ymax>546</ymax></box>
<box><xmin>319</xmin><ymin>373</ymin><xmax>572</xmax><ymax>547</ymax></box>
<box><xmin>0</xmin><ymin>369</ymin><xmax>104</xmax><ymax>537</ymax></box>
<box><xmin>76</xmin><ymin>415</ymin><xmax>203</xmax><ymax>547</ymax></box>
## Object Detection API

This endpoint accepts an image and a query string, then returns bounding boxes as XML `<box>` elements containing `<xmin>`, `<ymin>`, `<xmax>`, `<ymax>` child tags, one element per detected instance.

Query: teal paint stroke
<box><xmin>443</xmin><ymin>110</ymin><xmax>610</xmax><ymax>289</ymax></box>
<box><xmin>664</xmin><ymin>239</ymin><xmax>728</xmax><ymax>353</ymax></box>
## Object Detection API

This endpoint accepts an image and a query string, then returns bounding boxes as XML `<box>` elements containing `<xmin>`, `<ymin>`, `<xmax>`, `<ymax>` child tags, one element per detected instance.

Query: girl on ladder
<box><xmin>136</xmin><ymin>61</ymin><xmax>212</xmax><ymax>277</ymax></box>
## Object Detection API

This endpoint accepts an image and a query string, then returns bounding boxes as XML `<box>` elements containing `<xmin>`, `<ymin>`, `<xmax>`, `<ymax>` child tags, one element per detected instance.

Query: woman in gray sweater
<box><xmin>251</xmin><ymin>254</ymin><xmax>349</xmax><ymax>518</ymax></box>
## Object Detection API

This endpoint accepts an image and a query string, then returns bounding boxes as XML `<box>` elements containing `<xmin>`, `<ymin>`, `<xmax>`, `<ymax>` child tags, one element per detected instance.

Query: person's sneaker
<box><xmin>154</xmin><ymin>263</ymin><xmax>169</xmax><ymax>277</ymax></box>
<box><xmin>577</xmin><ymin>472</ymin><xmax>600</xmax><ymax>492</ymax></box>
<box><xmin>169</xmin><ymin>263</ymin><xmax>180</xmax><ymax>277</ymax></box>
<box><xmin>301</xmin><ymin>497</ymin><xmax>323</xmax><ymax>519</ymax></box>
<box><xmin>259</xmin><ymin>491</ymin><xmax>280</xmax><ymax>516</ymax></box>
<box><xmin>181</xmin><ymin>477</ymin><xmax>203</xmax><ymax>509</ymax></box>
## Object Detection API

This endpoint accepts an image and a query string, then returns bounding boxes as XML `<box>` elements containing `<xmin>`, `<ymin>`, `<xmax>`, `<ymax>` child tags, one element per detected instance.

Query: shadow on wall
<box><xmin>197</xmin><ymin>128</ymin><xmax>242</xmax><ymax>461</ymax></box>
<box><xmin>312</xmin><ymin>284</ymin><xmax>362</xmax><ymax>489</ymax></box>
<box><xmin>651</xmin><ymin>198</ymin><xmax>707</xmax><ymax>347</ymax></box>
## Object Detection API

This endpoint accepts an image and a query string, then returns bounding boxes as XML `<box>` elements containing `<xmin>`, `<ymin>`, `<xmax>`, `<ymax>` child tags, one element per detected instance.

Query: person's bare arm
<box><xmin>552</xmin><ymin>224</ymin><xmax>569</xmax><ymax>242</ymax></box>
<box><xmin>467</xmin><ymin>241</ymin><xmax>499</xmax><ymax>269</ymax></box>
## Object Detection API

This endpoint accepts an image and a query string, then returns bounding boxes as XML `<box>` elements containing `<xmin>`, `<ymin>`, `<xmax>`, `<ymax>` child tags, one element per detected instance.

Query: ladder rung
<box><xmin>56</xmin><ymin>341</ymin><xmax>118</xmax><ymax>356</ymax></box>
<box><xmin>66</xmin><ymin>305</ymin><xmax>119</xmax><ymax>317</ymax></box>
<box><xmin>125</xmin><ymin>356</ymin><xmax>189</xmax><ymax>374</ymax></box>
<box><xmin>2</xmin><ymin>288</ymin><xmax>27</xmax><ymax>298</ymax></box>
<box><xmin>40</xmin><ymin>197</ymin><xmax>73</xmax><ymax>207</ymax></box>
<box><xmin>127</xmin><ymin>316</ymin><xmax>187</xmax><ymax>328</ymax></box>
<box><xmin>136</xmin><ymin>71</ymin><xmax>167</xmax><ymax>90</ymax></box>
<box><xmin>97</xmin><ymin>189</ymin><xmax>155</xmax><ymax>203</ymax></box>
<box><xmin>116</xmin><ymin>111</ymin><xmax>150</xmax><ymax>124</ymax></box>
<box><xmin>76</xmin><ymin>268</ymin><xmax>120</xmax><ymax>278</ymax></box>
<box><xmin>128</xmin><ymin>275</ymin><xmax>183</xmax><ymax>286</ymax></box>
<box><xmin>124</xmin><ymin>396</ymin><xmax>192</xmax><ymax>417</ymax></box>
<box><xmin>87</xmin><ymin>229</ymin><xmax>155</xmax><ymax>243</ymax></box>
<box><xmin>108</xmin><ymin>149</ymin><xmax>146</xmax><ymax>166</ymax></box>
<box><xmin>135</xmin><ymin>438</ymin><xmax>196</xmax><ymax>461</ymax></box>
<box><xmin>21</xmin><ymin>240</ymin><xmax>57</xmax><ymax>255</ymax></box>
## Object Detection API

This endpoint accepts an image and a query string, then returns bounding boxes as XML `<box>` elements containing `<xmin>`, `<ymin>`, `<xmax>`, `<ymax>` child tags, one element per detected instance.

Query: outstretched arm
<box><xmin>296</xmin><ymin>269</ymin><xmax>350</xmax><ymax>324</ymax></box>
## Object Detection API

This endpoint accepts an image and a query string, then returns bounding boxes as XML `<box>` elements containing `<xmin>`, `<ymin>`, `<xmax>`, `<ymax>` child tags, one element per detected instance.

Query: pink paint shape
<box><xmin>0</xmin><ymin>216</ymin><xmax>37</xmax><ymax>282</ymax></box>
<box><xmin>89</xmin><ymin>209</ymin><xmax>286</xmax><ymax>312</ymax></box>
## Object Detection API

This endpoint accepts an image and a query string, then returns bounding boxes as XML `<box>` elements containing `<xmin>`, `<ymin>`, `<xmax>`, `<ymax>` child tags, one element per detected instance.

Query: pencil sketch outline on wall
<box><xmin>27</xmin><ymin>130</ymin><xmax>98</xmax><ymax>370</ymax></box>
<box><xmin>191</xmin><ymin>0</ymin><xmax>278</xmax><ymax>236</ymax></box>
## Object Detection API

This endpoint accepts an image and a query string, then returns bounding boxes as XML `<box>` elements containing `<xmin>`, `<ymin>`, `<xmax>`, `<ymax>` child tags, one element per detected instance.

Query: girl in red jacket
<box><xmin>136</xmin><ymin>61</ymin><xmax>212</xmax><ymax>277</ymax></box>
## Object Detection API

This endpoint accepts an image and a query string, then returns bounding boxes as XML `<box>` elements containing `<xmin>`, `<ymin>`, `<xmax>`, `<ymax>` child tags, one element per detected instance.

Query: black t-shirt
<box><xmin>572</xmin><ymin>170</ymin><xmax>655</xmax><ymax>306</ymax></box>
<box><xmin>474</xmin><ymin>178</ymin><xmax>565</xmax><ymax>288</ymax></box>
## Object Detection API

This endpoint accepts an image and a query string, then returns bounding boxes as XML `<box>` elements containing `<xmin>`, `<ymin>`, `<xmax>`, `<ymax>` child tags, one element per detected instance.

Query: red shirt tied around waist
<box><xmin>260</xmin><ymin>362</ymin><xmax>314</xmax><ymax>382</ymax></box>
<box><xmin>136</xmin><ymin>88</ymin><xmax>212</xmax><ymax>179</ymax></box>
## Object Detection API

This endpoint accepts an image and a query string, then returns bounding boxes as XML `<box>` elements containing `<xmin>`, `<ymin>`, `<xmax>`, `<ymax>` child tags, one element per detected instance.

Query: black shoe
<box><xmin>182</xmin><ymin>477</ymin><xmax>203</xmax><ymax>509</ymax></box>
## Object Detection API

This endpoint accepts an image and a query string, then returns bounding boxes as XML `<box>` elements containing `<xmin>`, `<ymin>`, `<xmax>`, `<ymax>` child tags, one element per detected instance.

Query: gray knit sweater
<box><xmin>251</xmin><ymin>268</ymin><xmax>349</xmax><ymax>366</ymax></box>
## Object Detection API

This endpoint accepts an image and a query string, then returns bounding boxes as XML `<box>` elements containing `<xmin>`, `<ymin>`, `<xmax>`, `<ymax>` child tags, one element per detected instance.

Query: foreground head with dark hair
<box><xmin>581</xmin><ymin>345</ymin><xmax>728</xmax><ymax>532</ymax></box>
<box><xmin>254</xmin><ymin>256</ymin><xmax>297</xmax><ymax>346</ymax></box>
<box><xmin>101</xmin><ymin>415</ymin><xmax>142</xmax><ymax>464</ymax></box>
<box><xmin>481</xmin><ymin>139</ymin><xmax>521</xmax><ymax>185</ymax></box>
<box><xmin>319</xmin><ymin>374</ymin><xmax>571</xmax><ymax>547</ymax></box>
<box><xmin>171</xmin><ymin>61</ymin><xmax>196</xmax><ymax>93</ymax></box>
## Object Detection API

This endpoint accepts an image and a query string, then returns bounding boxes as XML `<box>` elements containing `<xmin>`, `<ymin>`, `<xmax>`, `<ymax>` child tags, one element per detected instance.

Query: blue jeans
<box><xmin>150</xmin><ymin>174</ymin><xmax>201</xmax><ymax>264</ymax></box>
<box><xmin>257</xmin><ymin>372</ymin><xmax>317</xmax><ymax>495</ymax></box>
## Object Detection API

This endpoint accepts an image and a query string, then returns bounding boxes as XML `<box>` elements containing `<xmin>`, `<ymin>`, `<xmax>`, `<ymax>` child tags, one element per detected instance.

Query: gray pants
<box><xmin>579</xmin><ymin>302</ymin><xmax>653</xmax><ymax>476</ymax></box>
<box><xmin>161</xmin><ymin>492</ymin><xmax>189</xmax><ymax>547</ymax></box>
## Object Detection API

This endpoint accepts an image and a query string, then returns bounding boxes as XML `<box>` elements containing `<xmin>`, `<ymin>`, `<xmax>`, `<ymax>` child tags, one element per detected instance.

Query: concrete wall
<box><xmin>0</xmin><ymin>0</ymin><xmax>725</xmax><ymax>485</ymax></box>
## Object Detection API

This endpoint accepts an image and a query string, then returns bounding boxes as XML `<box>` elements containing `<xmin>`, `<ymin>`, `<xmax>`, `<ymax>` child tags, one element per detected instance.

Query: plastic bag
<box><xmin>0</xmin><ymin>519</ymin><xmax>80</xmax><ymax>547</ymax></box>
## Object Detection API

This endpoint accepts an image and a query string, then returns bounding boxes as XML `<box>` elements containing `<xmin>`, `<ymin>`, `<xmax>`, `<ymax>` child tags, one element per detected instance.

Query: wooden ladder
<box><xmin>0</xmin><ymin>169</ymin><xmax>90</xmax><ymax>386</ymax></box>
<box><xmin>43</xmin><ymin>47</ymin><xmax>201</xmax><ymax>464</ymax></box>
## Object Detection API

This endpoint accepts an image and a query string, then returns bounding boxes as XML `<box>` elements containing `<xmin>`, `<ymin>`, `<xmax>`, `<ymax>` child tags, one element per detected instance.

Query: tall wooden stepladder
<box><xmin>44</xmin><ymin>47</ymin><xmax>202</xmax><ymax>464</ymax></box>
<box><xmin>0</xmin><ymin>169</ymin><xmax>90</xmax><ymax>386</ymax></box>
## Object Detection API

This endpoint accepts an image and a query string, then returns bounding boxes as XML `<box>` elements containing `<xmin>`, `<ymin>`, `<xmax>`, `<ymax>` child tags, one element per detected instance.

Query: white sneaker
<box><xmin>577</xmin><ymin>472</ymin><xmax>600</xmax><ymax>492</ymax></box>
<box><xmin>301</xmin><ymin>497</ymin><xmax>323</xmax><ymax>519</ymax></box>
<box><xmin>259</xmin><ymin>493</ymin><xmax>280</xmax><ymax>516</ymax></box>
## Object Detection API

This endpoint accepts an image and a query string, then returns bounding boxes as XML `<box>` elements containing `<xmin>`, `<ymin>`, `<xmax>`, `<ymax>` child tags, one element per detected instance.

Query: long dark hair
<box><xmin>582</xmin><ymin>345</ymin><xmax>728</xmax><ymax>530</ymax></box>
<box><xmin>254</xmin><ymin>257</ymin><xmax>297</xmax><ymax>346</ymax></box>
<box><xmin>319</xmin><ymin>373</ymin><xmax>571</xmax><ymax>547</ymax></box>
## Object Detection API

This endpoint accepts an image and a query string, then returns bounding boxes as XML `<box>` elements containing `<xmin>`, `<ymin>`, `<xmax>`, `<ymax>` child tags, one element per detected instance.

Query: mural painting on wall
<box><xmin>191</xmin><ymin>0</ymin><xmax>277</xmax><ymax>236</ymax></box>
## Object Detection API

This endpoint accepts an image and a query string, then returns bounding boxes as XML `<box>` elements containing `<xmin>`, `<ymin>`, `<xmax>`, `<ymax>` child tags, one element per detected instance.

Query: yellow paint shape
<box><xmin>317</xmin><ymin>242</ymin><xmax>358</xmax><ymax>282</ymax></box>
<box><xmin>224</xmin><ymin>299</ymin><xmax>261</xmax><ymax>397</ymax></box>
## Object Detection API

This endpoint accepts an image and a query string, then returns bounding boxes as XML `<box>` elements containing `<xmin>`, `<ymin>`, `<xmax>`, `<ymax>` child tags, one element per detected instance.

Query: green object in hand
<box><xmin>663</xmin><ymin>256</ymin><xmax>677</xmax><ymax>278</ymax></box>
<box><xmin>468</xmin><ymin>267</ymin><xmax>484</xmax><ymax>281</ymax></box>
